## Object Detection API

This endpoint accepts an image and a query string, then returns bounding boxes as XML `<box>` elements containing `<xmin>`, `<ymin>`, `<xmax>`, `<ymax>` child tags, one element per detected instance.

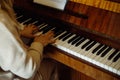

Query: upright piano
<box><xmin>13</xmin><ymin>0</ymin><xmax>120</xmax><ymax>80</ymax></box>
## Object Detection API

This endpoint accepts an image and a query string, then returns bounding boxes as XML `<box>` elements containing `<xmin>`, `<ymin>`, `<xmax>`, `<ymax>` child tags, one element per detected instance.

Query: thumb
<box><xmin>33</xmin><ymin>32</ymin><xmax>42</xmax><ymax>36</ymax></box>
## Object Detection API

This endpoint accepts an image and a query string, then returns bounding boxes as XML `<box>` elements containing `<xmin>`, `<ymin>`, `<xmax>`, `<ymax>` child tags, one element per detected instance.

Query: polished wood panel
<box><xmin>71</xmin><ymin>0</ymin><xmax>120</xmax><ymax>13</ymax></box>
<box><xmin>58</xmin><ymin>63</ymin><xmax>94</xmax><ymax>80</ymax></box>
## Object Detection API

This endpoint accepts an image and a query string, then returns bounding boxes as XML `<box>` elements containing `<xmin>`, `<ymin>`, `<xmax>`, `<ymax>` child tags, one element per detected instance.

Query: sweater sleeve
<box><xmin>0</xmin><ymin>22</ymin><xmax>44</xmax><ymax>79</ymax></box>
<box><xmin>28</xmin><ymin>42</ymin><xmax>44</xmax><ymax>69</ymax></box>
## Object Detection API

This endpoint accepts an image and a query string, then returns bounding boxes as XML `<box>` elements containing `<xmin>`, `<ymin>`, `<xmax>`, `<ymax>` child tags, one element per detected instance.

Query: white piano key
<box><xmin>98</xmin><ymin>48</ymin><xmax>115</xmax><ymax>62</ymax></box>
<box><xmin>75</xmin><ymin>41</ymin><xmax>94</xmax><ymax>61</ymax></box>
<box><xmin>37</xmin><ymin>23</ymin><xmax>48</xmax><ymax>28</ymax></box>
<box><xmin>75</xmin><ymin>39</ymin><xmax>90</xmax><ymax>52</ymax></box>
<box><xmin>107</xmin><ymin>51</ymin><xmax>120</xmax><ymax>73</ymax></box>
<box><xmin>57</xmin><ymin>35</ymin><xmax>81</xmax><ymax>52</ymax></box>
<box><xmin>109</xmin><ymin>51</ymin><xmax>120</xmax><ymax>67</ymax></box>
<box><xmin>90</xmin><ymin>45</ymin><xmax>106</xmax><ymax>59</ymax></box>
<box><xmin>117</xmin><ymin>68</ymin><xmax>120</xmax><ymax>75</ymax></box>
<box><xmin>100</xmin><ymin>49</ymin><xmax>115</xmax><ymax>69</ymax></box>
<box><xmin>21</xmin><ymin>18</ymin><xmax>32</xmax><ymax>24</ymax></box>
<box><xmin>39</xmin><ymin>24</ymin><xmax>48</xmax><ymax>30</ymax></box>
<box><xmin>104</xmin><ymin>49</ymin><xmax>117</xmax><ymax>66</ymax></box>
<box><xmin>84</xmin><ymin>43</ymin><xmax>101</xmax><ymax>62</ymax></box>
<box><xmin>100</xmin><ymin>49</ymin><xmax>115</xmax><ymax>65</ymax></box>
<box><xmin>86</xmin><ymin>43</ymin><xmax>103</xmax><ymax>66</ymax></box>
<box><xmin>68</xmin><ymin>39</ymin><xmax>90</xmax><ymax>60</ymax></box>
<box><xmin>69</xmin><ymin>36</ymin><xmax>83</xmax><ymax>46</ymax></box>
<box><xmin>57</xmin><ymin>34</ymin><xmax>77</xmax><ymax>52</ymax></box>
<box><xmin>66</xmin><ymin>38</ymin><xmax>85</xmax><ymax>55</ymax></box>
<box><xmin>34</xmin><ymin>24</ymin><xmax>48</xmax><ymax>36</ymax></box>
<box><xmin>114</xmin><ymin>59</ymin><xmax>120</xmax><ymax>70</ymax></box>
<box><xmin>88</xmin><ymin>45</ymin><xmax>105</xmax><ymax>66</ymax></box>
<box><xmin>16</xmin><ymin>15</ymin><xmax>23</xmax><ymax>19</ymax></box>
<box><xmin>87</xmin><ymin>42</ymin><xmax>100</xmax><ymax>57</ymax></box>
<box><xmin>110</xmin><ymin>59</ymin><xmax>120</xmax><ymax>74</ymax></box>
<box><xmin>61</xmin><ymin>33</ymin><xmax>73</xmax><ymax>40</ymax></box>
<box><xmin>112</xmin><ymin>54</ymin><xmax>120</xmax><ymax>70</ymax></box>
<box><xmin>95</xmin><ymin>48</ymin><xmax>115</xmax><ymax>71</ymax></box>
<box><xmin>54</xmin><ymin>31</ymin><xmax>67</xmax><ymax>40</ymax></box>
<box><xmin>92</xmin><ymin>47</ymin><xmax>109</xmax><ymax>67</ymax></box>
<box><xmin>32</xmin><ymin>20</ymin><xmax>39</xmax><ymax>24</ymax></box>
<box><xmin>60</xmin><ymin>34</ymin><xmax>77</xmax><ymax>45</ymax></box>
<box><xmin>55</xmin><ymin>35</ymin><xmax>74</xmax><ymax>48</ymax></box>
<box><xmin>81</xmin><ymin>41</ymin><xmax>95</xmax><ymax>56</ymax></box>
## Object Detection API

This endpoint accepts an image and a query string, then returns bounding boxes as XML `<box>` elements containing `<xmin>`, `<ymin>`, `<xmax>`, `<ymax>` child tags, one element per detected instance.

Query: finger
<box><xmin>45</xmin><ymin>30</ymin><xmax>54</xmax><ymax>35</ymax></box>
<box><xmin>49</xmin><ymin>39</ymin><xmax>56</xmax><ymax>44</ymax></box>
<box><xmin>28</xmin><ymin>24</ymin><xmax>35</xmax><ymax>28</ymax></box>
<box><xmin>27</xmin><ymin>24</ymin><xmax>31</xmax><ymax>27</ymax></box>
<box><xmin>46</xmin><ymin>31</ymin><xmax>55</xmax><ymax>37</ymax></box>
<box><xmin>32</xmin><ymin>29</ymin><xmax>39</xmax><ymax>34</ymax></box>
<box><xmin>33</xmin><ymin>27</ymin><xmax>39</xmax><ymax>30</ymax></box>
<box><xmin>33</xmin><ymin>32</ymin><xmax>42</xmax><ymax>36</ymax></box>
<box><xmin>31</xmin><ymin>24</ymin><xmax>37</xmax><ymax>28</ymax></box>
<box><xmin>24</xmin><ymin>24</ymin><xmax>27</xmax><ymax>27</ymax></box>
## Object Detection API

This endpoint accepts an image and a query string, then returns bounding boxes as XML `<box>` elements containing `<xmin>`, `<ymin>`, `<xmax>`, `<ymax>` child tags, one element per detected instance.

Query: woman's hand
<box><xmin>34</xmin><ymin>31</ymin><xmax>55</xmax><ymax>47</ymax></box>
<box><xmin>20</xmin><ymin>24</ymin><xmax>38</xmax><ymax>38</ymax></box>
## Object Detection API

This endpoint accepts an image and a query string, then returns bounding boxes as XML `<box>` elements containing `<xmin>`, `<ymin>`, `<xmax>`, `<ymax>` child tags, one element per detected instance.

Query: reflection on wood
<box><xmin>61</xmin><ymin>1</ymin><xmax>120</xmax><ymax>49</ymax></box>
<box><xmin>70</xmin><ymin>0</ymin><xmax>120</xmax><ymax>13</ymax></box>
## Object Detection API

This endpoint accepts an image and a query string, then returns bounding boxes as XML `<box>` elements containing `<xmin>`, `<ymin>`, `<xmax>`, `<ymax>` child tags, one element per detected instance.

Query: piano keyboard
<box><xmin>15</xmin><ymin>10</ymin><xmax>120</xmax><ymax>76</ymax></box>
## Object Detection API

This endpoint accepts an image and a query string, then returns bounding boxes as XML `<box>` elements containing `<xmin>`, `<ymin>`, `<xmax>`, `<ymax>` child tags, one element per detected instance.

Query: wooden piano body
<box><xmin>14</xmin><ymin>0</ymin><xmax>120</xmax><ymax>80</ymax></box>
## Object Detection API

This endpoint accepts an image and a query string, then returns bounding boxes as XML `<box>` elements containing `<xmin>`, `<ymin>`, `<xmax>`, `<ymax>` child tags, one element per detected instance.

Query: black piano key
<box><xmin>68</xmin><ymin>35</ymin><xmax>78</xmax><ymax>43</ymax></box>
<box><xmin>17</xmin><ymin>15</ymin><xmax>30</xmax><ymax>23</ymax></box>
<box><xmin>58</xmin><ymin>31</ymin><xmax>69</xmax><ymax>40</ymax></box>
<box><xmin>16</xmin><ymin>15</ymin><xmax>23</xmax><ymax>20</ymax></box>
<box><xmin>92</xmin><ymin>44</ymin><xmax>103</xmax><ymax>54</ymax></box>
<box><xmin>108</xmin><ymin>49</ymin><xmax>119</xmax><ymax>60</ymax></box>
<box><xmin>42</xmin><ymin>26</ymin><xmax>54</xmax><ymax>34</ymax></box>
<box><xmin>24</xmin><ymin>18</ymin><xmax>37</xmax><ymax>25</ymax></box>
<box><xmin>75</xmin><ymin>38</ymin><xmax>86</xmax><ymax>47</ymax></box>
<box><xmin>38</xmin><ymin>24</ymin><xmax>49</xmax><ymax>31</ymax></box>
<box><xmin>81</xmin><ymin>40</ymin><xmax>93</xmax><ymax>49</ymax></box>
<box><xmin>22</xmin><ymin>18</ymin><xmax>32</xmax><ymax>24</ymax></box>
<box><xmin>71</xmin><ymin>36</ymin><xmax>82</xmax><ymax>45</ymax></box>
<box><xmin>101</xmin><ymin>47</ymin><xmax>112</xmax><ymax>57</ymax></box>
<box><xmin>53</xmin><ymin>27</ymin><xmax>62</xmax><ymax>34</ymax></box>
<box><xmin>62</xmin><ymin>33</ymin><xmax>73</xmax><ymax>41</ymax></box>
<box><xmin>96</xmin><ymin>45</ymin><xmax>108</xmax><ymax>55</ymax></box>
<box><xmin>15</xmin><ymin>12</ymin><xmax>22</xmax><ymax>17</ymax></box>
<box><xmin>15</xmin><ymin>9</ymin><xmax>25</xmax><ymax>16</ymax></box>
<box><xmin>54</xmin><ymin>29</ymin><xmax>65</xmax><ymax>37</ymax></box>
<box><xmin>85</xmin><ymin>41</ymin><xmax>97</xmax><ymax>51</ymax></box>
<box><xmin>35</xmin><ymin>21</ymin><xmax>45</xmax><ymax>26</ymax></box>
<box><xmin>32</xmin><ymin>23</ymin><xmax>48</xmax><ymax>34</ymax></box>
<box><xmin>113</xmin><ymin>52</ymin><xmax>120</xmax><ymax>62</ymax></box>
<box><xmin>37</xmin><ymin>23</ymin><xmax>46</xmax><ymax>29</ymax></box>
